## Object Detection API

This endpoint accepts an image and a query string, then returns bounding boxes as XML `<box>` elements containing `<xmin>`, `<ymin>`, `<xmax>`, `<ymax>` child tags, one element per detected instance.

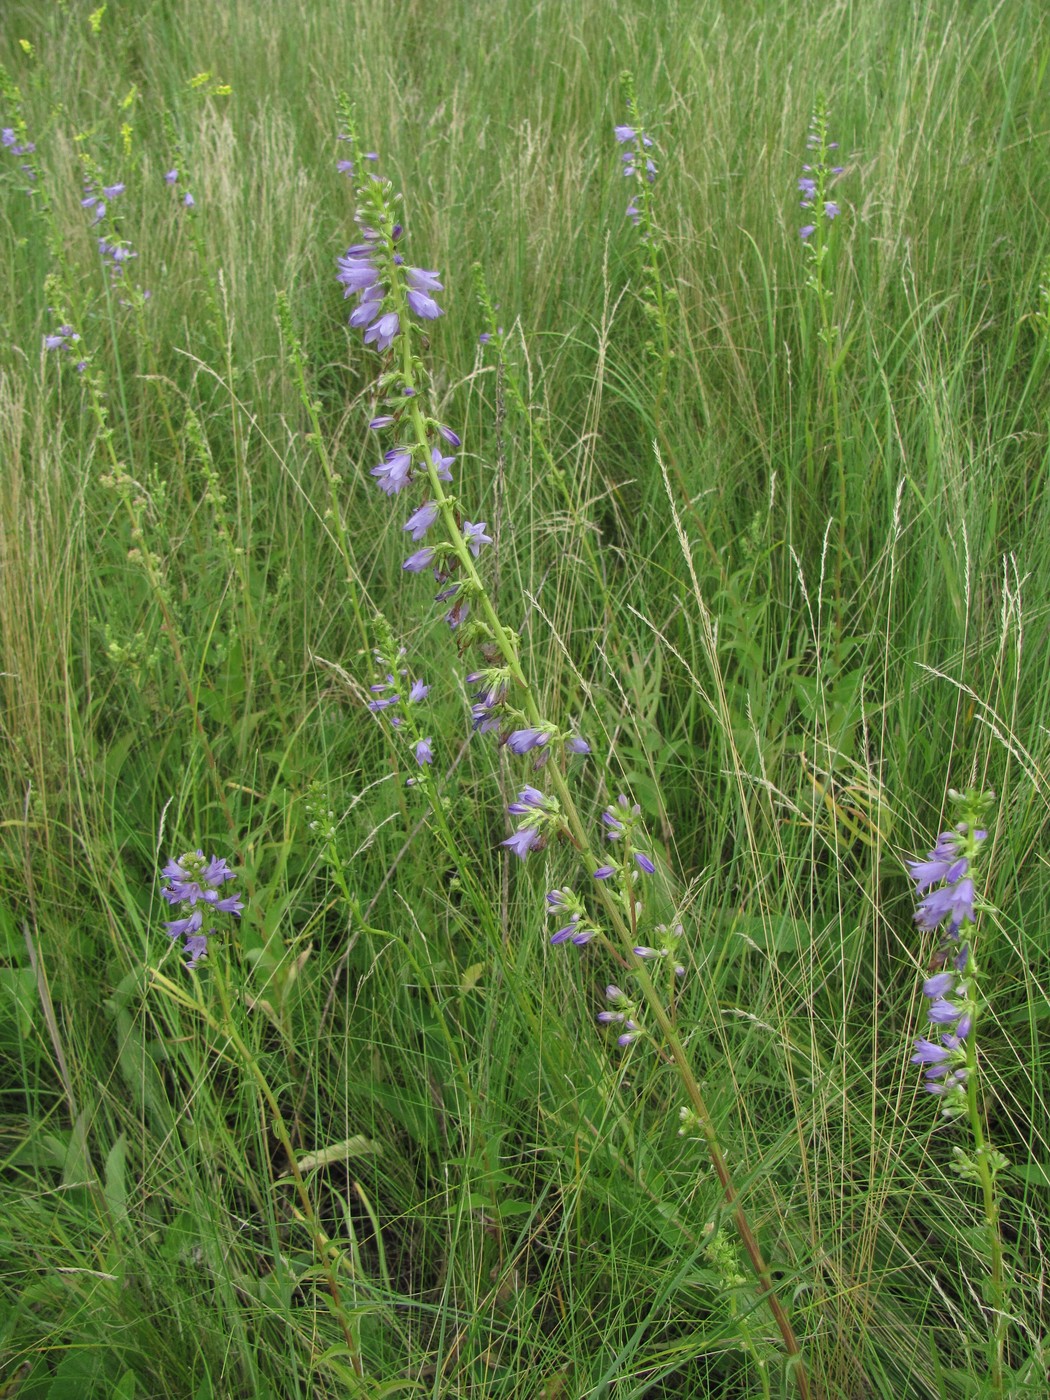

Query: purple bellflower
<box><xmin>614</xmin><ymin>103</ymin><xmax>657</xmax><ymax>225</ymax></box>
<box><xmin>161</xmin><ymin>850</ymin><xmax>243</xmax><ymax>970</ymax></box>
<box><xmin>403</xmin><ymin>500</ymin><xmax>439</xmax><ymax>541</ymax></box>
<box><xmin>403</xmin><ymin>546</ymin><xmax>437</xmax><ymax>574</ymax></box>
<box><xmin>501</xmin><ymin>786</ymin><xmax>561</xmax><ymax>861</ymax></box>
<box><xmin>598</xmin><ymin>985</ymin><xmax>642</xmax><ymax>1047</ymax></box>
<box><xmin>909</xmin><ymin>826</ymin><xmax>984</xmax><ymax>933</ymax></box>
<box><xmin>545</xmin><ymin>886</ymin><xmax>602</xmax><ymax>949</ymax></box>
<box><xmin>505</xmin><ymin>727</ymin><xmax>552</xmax><ymax>756</ymax></box>
<box><xmin>367</xmin><ymin>639</ymin><xmax>436</xmax><ymax>781</ymax></box>
<box><xmin>907</xmin><ymin>796</ymin><xmax>992</xmax><ymax>1116</ymax></box>
<box><xmin>462</xmin><ymin>520</ymin><xmax>492</xmax><ymax>556</ymax></box>
<box><xmin>797</xmin><ymin>106</ymin><xmax>845</xmax><ymax>240</ymax></box>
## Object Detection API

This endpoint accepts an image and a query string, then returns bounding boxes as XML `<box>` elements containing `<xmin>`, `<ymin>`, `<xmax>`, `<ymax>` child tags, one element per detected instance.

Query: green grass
<box><xmin>2</xmin><ymin>0</ymin><xmax>1050</xmax><ymax>1396</ymax></box>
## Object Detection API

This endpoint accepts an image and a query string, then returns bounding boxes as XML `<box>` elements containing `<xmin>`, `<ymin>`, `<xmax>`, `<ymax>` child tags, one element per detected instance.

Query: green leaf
<box><xmin>0</xmin><ymin>965</ymin><xmax>37</xmax><ymax>1037</ymax></box>
<box><xmin>103</xmin><ymin>1133</ymin><xmax>128</xmax><ymax>1226</ymax></box>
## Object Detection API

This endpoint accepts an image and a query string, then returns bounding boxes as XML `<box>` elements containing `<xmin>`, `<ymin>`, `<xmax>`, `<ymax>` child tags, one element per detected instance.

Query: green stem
<box><xmin>389</xmin><ymin>329</ymin><xmax>810</xmax><ymax>1400</ymax></box>
<box><xmin>812</xmin><ymin>225</ymin><xmax>846</xmax><ymax>588</ymax></box>
<box><xmin>964</xmin><ymin>1026</ymin><xmax>1006</xmax><ymax>1395</ymax></box>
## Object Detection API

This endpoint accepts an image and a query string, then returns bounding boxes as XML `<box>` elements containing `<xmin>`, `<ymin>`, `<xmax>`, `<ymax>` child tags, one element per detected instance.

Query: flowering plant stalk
<box><xmin>153</xmin><ymin>852</ymin><xmax>366</xmax><ymax>1386</ymax></box>
<box><xmin>334</xmin><ymin>107</ymin><xmax>809</xmax><ymax>1396</ymax></box>
<box><xmin>907</xmin><ymin>789</ymin><xmax>1010</xmax><ymax>1394</ymax></box>
<box><xmin>615</xmin><ymin>72</ymin><xmax>675</xmax><ymax>437</ymax></box>
<box><xmin>796</xmin><ymin>99</ymin><xmax>847</xmax><ymax>574</ymax></box>
<box><xmin>612</xmin><ymin>80</ymin><xmax>720</xmax><ymax>569</ymax></box>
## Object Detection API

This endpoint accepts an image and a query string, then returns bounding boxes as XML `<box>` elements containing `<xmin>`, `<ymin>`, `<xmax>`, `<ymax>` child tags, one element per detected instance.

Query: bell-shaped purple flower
<box><xmin>403</xmin><ymin>500</ymin><xmax>439</xmax><ymax>541</ymax></box>
<box><xmin>501</xmin><ymin>826</ymin><xmax>542</xmax><ymax>860</ymax></box>
<box><xmin>430</xmin><ymin>447</ymin><xmax>454</xmax><ymax>481</ymax></box>
<box><xmin>462</xmin><ymin>521</ymin><xmax>492</xmax><ymax>556</ymax></box>
<box><xmin>364</xmin><ymin>311</ymin><xmax>400</xmax><ymax>350</ymax></box>
<box><xmin>371</xmin><ymin>449</ymin><xmax>414</xmax><ymax>495</ymax></box>
<box><xmin>506</xmin><ymin>727</ymin><xmax>551</xmax><ymax>756</ymax></box>
<box><xmin>161</xmin><ymin>850</ymin><xmax>243</xmax><ymax>971</ymax></box>
<box><xmin>403</xmin><ymin>546</ymin><xmax>436</xmax><ymax>574</ymax></box>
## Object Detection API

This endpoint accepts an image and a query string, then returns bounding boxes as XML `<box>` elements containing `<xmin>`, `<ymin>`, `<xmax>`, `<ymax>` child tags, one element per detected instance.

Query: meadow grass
<box><xmin>2</xmin><ymin>0</ymin><xmax>1050</xmax><ymax>1396</ymax></box>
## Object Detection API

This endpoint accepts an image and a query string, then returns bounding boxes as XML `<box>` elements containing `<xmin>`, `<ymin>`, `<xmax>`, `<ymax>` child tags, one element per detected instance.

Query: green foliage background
<box><xmin>2</xmin><ymin>0</ymin><xmax>1050</xmax><ymax>1396</ymax></box>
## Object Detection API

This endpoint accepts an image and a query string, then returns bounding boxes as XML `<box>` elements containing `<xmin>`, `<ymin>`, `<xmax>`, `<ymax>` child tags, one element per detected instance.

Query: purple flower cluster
<box><xmin>598</xmin><ymin>794</ymin><xmax>656</xmax><ymax>874</ymax></box>
<box><xmin>911</xmin><ymin>945</ymin><xmax>973</xmax><ymax>1111</ymax></box>
<box><xmin>505</xmin><ymin>723</ymin><xmax>590</xmax><ymax>769</ymax></box>
<box><xmin>335</xmin><ymin>154</ymin><xmax>500</xmax><ymax>637</ymax></box>
<box><xmin>161</xmin><ymin>850</ymin><xmax>243</xmax><ymax>969</ymax></box>
<box><xmin>2</xmin><ymin>124</ymin><xmax>36</xmax><ymax>184</ymax></box>
<box><xmin>546</xmin><ymin>886</ymin><xmax>601</xmax><ymax>947</ymax></box>
<box><xmin>335</xmin><ymin>137</ymin><xmax>377</xmax><ymax>180</ymax></box>
<box><xmin>907</xmin><ymin>811</ymin><xmax>988</xmax><ymax>1115</ymax></box>
<box><xmin>798</xmin><ymin>113</ymin><xmax>844</xmax><ymax>240</ymax></box>
<box><xmin>2</xmin><ymin>126</ymin><xmax>35</xmax><ymax>157</ymax></box>
<box><xmin>614</xmin><ymin>122</ymin><xmax>656</xmax><ymax>226</ymax></box>
<box><xmin>367</xmin><ymin>646</ymin><xmax>434</xmax><ymax>777</ymax></box>
<box><xmin>81</xmin><ymin>176</ymin><xmax>140</xmax><ymax>281</ymax></box>
<box><xmin>336</xmin><ymin>228</ymin><xmax>444</xmax><ymax>350</ymax></box>
<box><xmin>464</xmin><ymin>664</ymin><xmax>590</xmax><ymax>766</ymax></box>
<box><xmin>634</xmin><ymin>922</ymin><xmax>686</xmax><ymax>977</ymax></box>
<box><xmin>467</xmin><ymin>666</ymin><xmax>510</xmax><ymax>734</ymax></box>
<box><xmin>544</xmin><ymin>794</ymin><xmax>670</xmax><ymax>977</ymax></box>
<box><xmin>501</xmin><ymin>785</ymin><xmax>562</xmax><ymax>860</ymax></box>
<box><xmin>164</xmin><ymin>167</ymin><xmax>195</xmax><ymax>207</ymax></box>
<box><xmin>908</xmin><ymin>826</ymin><xmax>984</xmax><ymax>933</ymax></box>
<box><xmin>598</xmin><ymin>984</ymin><xmax>641</xmax><ymax>1047</ymax></box>
<box><xmin>81</xmin><ymin>180</ymin><xmax>125</xmax><ymax>227</ymax></box>
<box><xmin>98</xmin><ymin>236</ymin><xmax>138</xmax><ymax>279</ymax></box>
<box><xmin>44</xmin><ymin>324</ymin><xmax>86</xmax><ymax>373</ymax></box>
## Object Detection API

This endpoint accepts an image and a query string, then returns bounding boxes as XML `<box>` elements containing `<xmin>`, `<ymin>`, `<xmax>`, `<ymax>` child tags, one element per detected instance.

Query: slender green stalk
<box><xmin>962</xmin><ymin>1034</ymin><xmax>1007</xmax><ymax>1394</ymax></box>
<box><xmin>909</xmin><ymin>791</ymin><xmax>1009</xmax><ymax>1396</ymax></box>
<box><xmin>368</xmin><ymin>202</ymin><xmax>811</xmax><ymax>1394</ymax></box>
<box><xmin>798</xmin><ymin>100</ymin><xmax>847</xmax><ymax>581</ymax></box>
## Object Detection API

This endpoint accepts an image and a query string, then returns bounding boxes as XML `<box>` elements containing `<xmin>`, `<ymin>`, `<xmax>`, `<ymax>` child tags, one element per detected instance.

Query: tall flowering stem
<box><xmin>615</xmin><ymin>72</ymin><xmax>675</xmax><ymax>435</ymax></box>
<box><xmin>149</xmin><ymin>873</ymin><xmax>367</xmax><ymax>1387</ymax></box>
<box><xmin>797</xmin><ymin>100</ymin><xmax>847</xmax><ymax>572</ymax></box>
<box><xmin>335</xmin><ymin>111</ymin><xmax>809</xmax><ymax>1396</ymax></box>
<box><xmin>908</xmin><ymin>789</ymin><xmax>1009</xmax><ymax>1394</ymax></box>
<box><xmin>612</xmin><ymin>81</ymin><xmax>721</xmax><ymax>571</ymax></box>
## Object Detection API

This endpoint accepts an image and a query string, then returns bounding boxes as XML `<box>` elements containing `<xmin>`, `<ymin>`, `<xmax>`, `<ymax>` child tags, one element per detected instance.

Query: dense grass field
<box><xmin>3</xmin><ymin>1</ymin><xmax>1050</xmax><ymax>1396</ymax></box>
